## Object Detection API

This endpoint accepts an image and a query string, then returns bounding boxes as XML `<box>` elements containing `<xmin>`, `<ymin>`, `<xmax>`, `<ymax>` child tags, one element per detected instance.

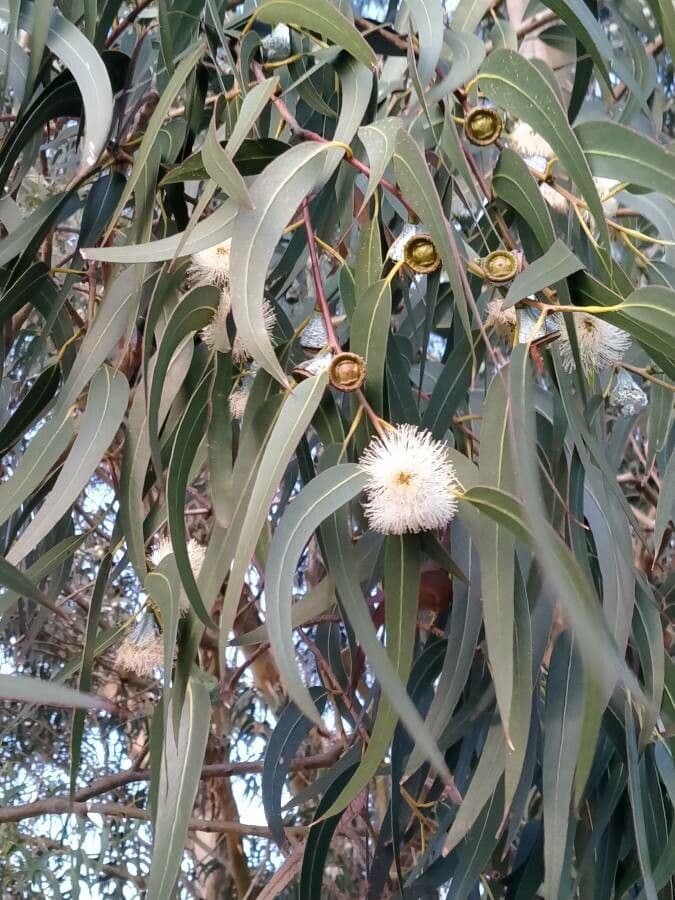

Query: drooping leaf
<box><xmin>103</xmin><ymin>40</ymin><xmax>205</xmax><ymax>239</ymax></box>
<box><xmin>0</xmin><ymin>0</ymin><xmax>114</xmax><ymax>171</ymax></box>
<box><xmin>325</xmin><ymin>534</ymin><xmax>422</xmax><ymax>817</ymax></box>
<box><xmin>166</xmin><ymin>370</ymin><xmax>215</xmax><ymax>630</ymax></box>
<box><xmin>504</xmin><ymin>239</ymin><xmax>584</xmax><ymax>307</ymax></box>
<box><xmin>7</xmin><ymin>367</ymin><xmax>129</xmax><ymax>565</ymax></box>
<box><xmin>256</xmin><ymin>0</ymin><xmax>376</xmax><ymax>68</ymax></box>
<box><xmin>543</xmin><ymin>631</ymin><xmax>584</xmax><ymax>900</ymax></box>
<box><xmin>263</xmin><ymin>687</ymin><xmax>328</xmax><ymax>849</ymax></box>
<box><xmin>478</xmin><ymin>50</ymin><xmax>611</xmax><ymax>262</ymax></box>
<box><xmin>219</xmin><ymin>373</ymin><xmax>329</xmax><ymax>662</ymax></box>
<box><xmin>229</xmin><ymin>142</ymin><xmax>340</xmax><ymax>383</ymax></box>
<box><xmin>146</xmin><ymin>672</ymin><xmax>211</xmax><ymax>900</ymax></box>
<box><xmin>357</xmin><ymin>117</ymin><xmax>402</xmax><ymax>216</ymax></box>
<box><xmin>0</xmin><ymin>409</ymin><xmax>74</xmax><ymax>529</ymax></box>
<box><xmin>404</xmin><ymin>0</ymin><xmax>444</xmax><ymax>85</ymax></box>
<box><xmin>476</xmin><ymin>371</ymin><xmax>516</xmax><ymax>738</ymax></box>
<box><xmin>350</xmin><ymin>278</ymin><xmax>391</xmax><ymax>415</ymax></box>
<box><xmin>574</xmin><ymin>120</ymin><xmax>675</xmax><ymax>197</ymax></box>
<box><xmin>70</xmin><ymin>554</ymin><xmax>112</xmax><ymax>796</ymax></box>
<box><xmin>428</xmin><ymin>29</ymin><xmax>486</xmax><ymax>101</ymax></box>
<box><xmin>625</xmin><ymin>698</ymin><xmax>659</xmax><ymax>900</ymax></box>
<box><xmin>265</xmin><ymin>463</ymin><xmax>367</xmax><ymax>723</ymax></box>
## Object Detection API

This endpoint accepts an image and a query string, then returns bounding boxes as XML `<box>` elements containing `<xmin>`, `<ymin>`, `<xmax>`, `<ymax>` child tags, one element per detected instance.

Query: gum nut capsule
<box><xmin>464</xmin><ymin>107</ymin><xmax>503</xmax><ymax>146</ymax></box>
<box><xmin>482</xmin><ymin>249</ymin><xmax>519</xmax><ymax>284</ymax></box>
<box><xmin>403</xmin><ymin>234</ymin><xmax>441</xmax><ymax>274</ymax></box>
<box><xmin>328</xmin><ymin>352</ymin><xmax>367</xmax><ymax>392</ymax></box>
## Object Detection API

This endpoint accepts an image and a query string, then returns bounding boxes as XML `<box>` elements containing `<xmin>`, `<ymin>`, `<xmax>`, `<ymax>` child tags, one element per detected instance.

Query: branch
<box><xmin>0</xmin><ymin>749</ymin><xmax>341</xmax><ymax>825</ymax></box>
<box><xmin>105</xmin><ymin>0</ymin><xmax>155</xmax><ymax>48</ymax></box>
<box><xmin>17</xmin><ymin>834</ymin><xmax>145</xmax><ymax>888</ymax></box>
<box><xmin>253</xmin><ymin>61</ymin><xmax>417</xmax><ymax>216</ymax></box>
<box><xmin>8</xmin><ymin>800</ymin><xmax>277</xmax><ymax>837</ymax></box>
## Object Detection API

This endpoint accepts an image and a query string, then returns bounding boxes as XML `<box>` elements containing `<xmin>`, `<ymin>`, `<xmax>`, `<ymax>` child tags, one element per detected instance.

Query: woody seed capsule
<box><xmin>482</xmin><ymin>249</ymin><xmax>518</xmax><ymax>284</ymax></box>
<box><xmin>464</xmin><ymin>107</ymin><xmax>503</xmax><ymax>146</ymax></box>
<box><xmin>403</xmin><ymin>235</ymin><xmax>441</xmax><ymax>274</ymax></box>
<box><xmin>328</xmin><ymin>352</ymin><xmax>367</xmax><ymax>392</ymax></box>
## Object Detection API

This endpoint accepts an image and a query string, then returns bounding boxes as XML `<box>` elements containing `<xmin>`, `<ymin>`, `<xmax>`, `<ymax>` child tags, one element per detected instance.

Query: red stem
<box><xmin>301</xmin><ymin>199</ymin><xmax>341</xmax><ymax>352</ymax></box>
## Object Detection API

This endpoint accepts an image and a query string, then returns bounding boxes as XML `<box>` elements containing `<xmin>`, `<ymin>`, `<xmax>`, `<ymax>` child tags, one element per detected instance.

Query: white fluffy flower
<box><xmin>150</xmin><ymin>536</ymin><xmax>206</xmax><ymax>575</ymax></box>
<box><xmin>609</xmin><ymin>370</ymin><xmax>648</xmax><ymax>417</ymax></box>
<box><xmin>150</xmin><ymin>537</ymin><xmax>205</xmax><ymax>614</ymax></box>
<box><xmin>557</xmin><ymin>312</ymin><xmax>631</xmax><ymax>374</ymax></box>
<box><xmin>186</xmin><ymin>538</ymin><xmax>206</xmax><ymax>574</ymax></box>
<box><xmin>116</xmin><ymin>615</ymin><xmax>163</xmax><ymax>678</ymax></box>
<box><xmin>485</xmin><ymin>298</ymin><xmax>517</xmax><ymax>342</ymax></box>
<box><xmin>201</xmin><ymin>289</ymin><xmax>232</xmax><ymax>354</ymax></box>
<box><xmin>232</xmin><ymin>299</ymin><xmax>276</xmax><ymax>364</ymax></box>
<box><xmin>359</xmin><ymin>424</ymin><xmax>459</xmax><ymax>534</ymax></box>
<box><xmin>190</xmin><ymin>239</ymin><xmax>231</xmax><ymax>286</ymax></box>
<box><xmin>300</xmin><ymin>311</ymin><xmax>329</xmax><ymax>350</ymax></box>
<box><xmin>229</xmin><ymin>385</ymin><xmax>250</xmax><ymax>419</ymax></box>
<box><xmin>540</xmin><ymin>183</ymin><xmax>569</xmax><ymax>215</ymax></box>
<box><xmin>150</xmin><ymin>536</ymin><xmax>172</xmax><ymax>567</ymax></box>
<box><xmin>508</xmin><ymin>121</ymin><xmax>554</xmax><ymax>161</ymax></box>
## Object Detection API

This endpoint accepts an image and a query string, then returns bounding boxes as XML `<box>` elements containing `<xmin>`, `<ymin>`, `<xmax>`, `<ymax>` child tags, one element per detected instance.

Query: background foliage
<box><xmin>0</xmin><ymin>0</ymin><xmax>673</xmax><ymax>897</ymax></box>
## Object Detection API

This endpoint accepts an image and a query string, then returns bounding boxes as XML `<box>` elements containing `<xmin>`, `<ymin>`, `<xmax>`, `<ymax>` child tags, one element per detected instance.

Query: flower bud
<box><xmin>482</xmin><ymin>249</ymin><xmax>519</xmax><ymax>284</ymax></box>
<box><xmin>464</xmin><ymin>107</ymin><xmax>503</xmax><ymax>147</ymax></box>
<box><xmin>403</xmin><ymin>234</ymin><xmax>441</xmax><ymax>274</ymax></box>
<box><xmin>328</xmin><ymin>352</ymin><xmax>367</xmax><ymax>392</ymax></box>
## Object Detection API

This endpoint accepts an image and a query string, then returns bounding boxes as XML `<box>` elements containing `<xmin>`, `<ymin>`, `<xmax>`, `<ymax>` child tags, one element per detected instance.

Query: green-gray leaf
<box><xmin>146</xmin><ymin>673</ymin><xmax>211</xmax><ymax>900</ymax></box>
<box><xmin>256</xmin><ymin>0</ymin><xmax>376</xmax><ymax>68</ymax></box>
<box><xmin>7</xmin><ymin>367</ymin><xmax>128</xmax><ymax>564</ymax></box>
<box><xmin>503</xmin><ymin>239</ymin><xmax>584</xmax><ymax>307</ymax></box>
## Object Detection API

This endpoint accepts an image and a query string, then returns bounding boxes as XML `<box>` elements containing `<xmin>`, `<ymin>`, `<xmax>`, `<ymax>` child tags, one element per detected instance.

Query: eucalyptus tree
<box><xmin>0</xmin><ymin>0</ymin><xmax>673</xmax><ymax>897</ymax></box>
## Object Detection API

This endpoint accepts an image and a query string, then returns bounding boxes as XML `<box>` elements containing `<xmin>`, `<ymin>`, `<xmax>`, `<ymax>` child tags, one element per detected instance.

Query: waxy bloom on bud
<box><xmin>190</xmin><ymin>239</ymin><xmax>231</xmax><ymax>286</ymax></box>
<box><xmin>115</xmin><ymin>615</ymin><xmax>163</xmax><ymax>678</ymax></box>
<box><xmin>261</xmin><ymin>23</ymin><xmax>291</xmax><ymax>61</ymax></box>
<box><xmin>557</xmin><ymin>312</ymin><xmax>631</xmax><ymax>375</ymax></box>
<box><xmin>359</xmin><ymin>424</ymin><xmax>459</xmax><ymax>534</ymax></box>
<box><xmin>300</xmin><ymin>311</ymin><xmax>329</xmax><ymax>350</ymax></box>
<box><xmin>388</xmin><ymin>223</ymin><xmax>419</xmax><ymax>262</ymax></box>
<box><xmin>609</xmin><ymin>370</ymin><xmax>648</xmax><ymax>417</ymax></box>
<box><xmin>485</xmin><ymin>299</ymin><xmax>517</xmax><ymax>342</ymax></box>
